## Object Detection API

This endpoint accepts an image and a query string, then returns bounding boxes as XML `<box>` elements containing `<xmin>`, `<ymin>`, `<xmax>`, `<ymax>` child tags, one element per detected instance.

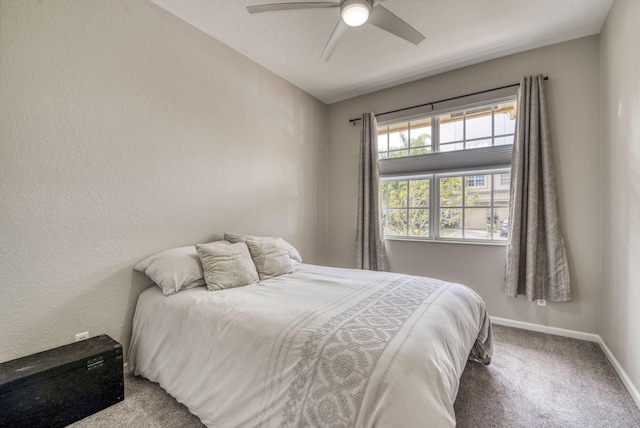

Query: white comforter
<box><xmin>128</xmin><ymin>264</ymin><xmax>492</xmax><ymax>427</ymax></box>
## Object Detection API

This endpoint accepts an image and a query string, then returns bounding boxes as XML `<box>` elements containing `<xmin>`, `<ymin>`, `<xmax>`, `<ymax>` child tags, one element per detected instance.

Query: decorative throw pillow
<box><xmin>196</xmin><ymin>242</ymin><xmax>259</xmax><ymax>291</ymax></box>
<box><xmin>224</xmin><ymin>232</ymin><xmax>302</xmax><ymax>265</ymax></box>
<box><xmin>134</xmin><ymin>245</ymin><xmax>208</xmax><ymax>295</ymax></box>
<box><xmin>245</xmin><ymin>239</ymin><xmax>295</xmax><ymax>281</ymax></box>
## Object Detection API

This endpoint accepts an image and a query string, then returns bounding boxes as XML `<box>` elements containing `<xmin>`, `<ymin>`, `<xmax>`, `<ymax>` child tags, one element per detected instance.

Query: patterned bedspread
<box><xmin>129</xmin><ymin>264</ymin><xmax>492</xmax><ymax>427</ymax></box>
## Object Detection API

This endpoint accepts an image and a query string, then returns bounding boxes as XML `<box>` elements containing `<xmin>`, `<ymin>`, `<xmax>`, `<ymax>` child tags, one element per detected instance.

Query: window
<box><xmin>378</xmin><ymin>98</ymin><xmax>516</xmax><ymax>243</ymax></box>
<box><xmin>466</xmin><ymin>175</ymin><xmax>485</xmax><ymax>187</ymax></box>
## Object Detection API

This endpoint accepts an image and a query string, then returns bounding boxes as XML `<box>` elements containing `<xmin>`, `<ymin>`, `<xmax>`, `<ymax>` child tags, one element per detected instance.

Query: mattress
<box><xmin>128</xmin><ymin>264</ymin><xmax>492</xmax><ymax>427</ymax></box>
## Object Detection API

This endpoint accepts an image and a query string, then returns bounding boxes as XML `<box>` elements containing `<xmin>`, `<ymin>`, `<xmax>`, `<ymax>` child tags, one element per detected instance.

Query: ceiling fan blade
<box><xmin>368</xmin><ymin>5</ymin><xmax>425</xmax><ymax>45</ymax></box>
<box><xmin>321</xmin><ymin>19</ymin><xmax>348</xmax><ymax>61</ymax></box>
<box><xmin>247</xmin><ymin>2</ymin><xmax>340</xmax><ymax>14</ymax></box>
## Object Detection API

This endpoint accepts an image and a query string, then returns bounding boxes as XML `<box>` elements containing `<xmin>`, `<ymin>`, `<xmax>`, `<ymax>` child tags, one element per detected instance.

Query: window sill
<box><xmin>383</xmin><ymin>236</ymin><xmax>507</xmax><ymax>247</ymax></box>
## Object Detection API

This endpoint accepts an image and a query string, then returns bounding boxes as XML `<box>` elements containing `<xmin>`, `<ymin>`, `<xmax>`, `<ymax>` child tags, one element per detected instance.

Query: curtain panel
<box><xmin>355</xmin><ymin>113</ymin><xmax>388</xmax><ymax>271</ymax></box>
<box><xmin>503</xmin><ymin>75</ymin><xmax>571</xmax><ymax>302</ymax></box>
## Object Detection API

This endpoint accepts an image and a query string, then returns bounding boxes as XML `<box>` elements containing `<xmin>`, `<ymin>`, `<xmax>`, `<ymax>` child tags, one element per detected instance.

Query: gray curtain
<box><xmin>503</xmin><ymin>75</ymin><xmax>571</xmax><ymax>302</ymax></box>
<box><xmin>356</xmin><ymin>113</ymin><xmax>388</xmax><ymax>271</ymax></box>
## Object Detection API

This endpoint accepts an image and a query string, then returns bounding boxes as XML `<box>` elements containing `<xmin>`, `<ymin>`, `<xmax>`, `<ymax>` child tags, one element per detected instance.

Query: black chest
<box><xmin>0</xmin><ymin>335</ymin><xmax>124</xmax><ymax>428</ymax></box>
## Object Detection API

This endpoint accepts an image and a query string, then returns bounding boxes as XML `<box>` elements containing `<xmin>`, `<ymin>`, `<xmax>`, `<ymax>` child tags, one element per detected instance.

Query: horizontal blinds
<box><xmin>379</xmin><ymin>145</ymin><xmax>513</xmax><ymax>178</ymax></box>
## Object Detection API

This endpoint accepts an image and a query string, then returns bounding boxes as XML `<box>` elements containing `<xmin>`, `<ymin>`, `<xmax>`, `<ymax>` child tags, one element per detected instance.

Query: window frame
<box><xmin>381</xmin><ymin>168</ymin><xmax>511</xmax><ymax>243</ymax></box>
<box><xmin>377</xmin><ymin>96</ymin><xmax>516</xmax><ymax>244</ymax></box>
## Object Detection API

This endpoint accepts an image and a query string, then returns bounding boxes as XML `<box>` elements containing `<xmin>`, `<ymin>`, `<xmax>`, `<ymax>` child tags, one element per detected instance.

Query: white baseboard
<box><xmin>491</xmin><ymin>316</ymin><xmax>640</xmax><ymax>409</ymax></box>
<box><xmin>597</xmin><ymin>337</ymin><xmax>640</xmax><ymax>409</ymax></box>
<box><xmin>490</xmin><ymin>316</ymin><xmax>600</xmax><ymax>342</ymax></box>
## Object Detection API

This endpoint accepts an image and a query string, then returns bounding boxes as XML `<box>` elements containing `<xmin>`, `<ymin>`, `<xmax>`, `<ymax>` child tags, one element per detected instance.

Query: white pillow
<box><xmin>134</xmin><ymin>245</ymin><xmax>206</xmax><ymax>295</ymax></box>
<box><xmin>224</xmin><ymin>233</ymin><xmax>302</xmax><ymax>265</ymax></box>
<box><xmin>196</xmin><ymin>242</ymin><xmax>259</xmax><ymax>291</ymax></box>
<box><xmin>246</xmin><ymin>239</ymin><xmax>295</xmax><ymax>281</ymax></box>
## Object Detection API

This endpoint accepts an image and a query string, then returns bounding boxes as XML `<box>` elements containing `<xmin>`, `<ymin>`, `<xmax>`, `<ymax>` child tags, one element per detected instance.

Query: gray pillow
<box><xmin>196</xmin><ymin>242</ymin><xmax>259</xmax><ymax>291</ymax></box>
<box><xmin>245</xmin><ymin>239</ymin><xmax>295</xmax><ymax>281</ymax></box>
<box><xmin>224</xmin><ymin>232</ymin><xmax>302</xmax><ymax>265</ymax></box>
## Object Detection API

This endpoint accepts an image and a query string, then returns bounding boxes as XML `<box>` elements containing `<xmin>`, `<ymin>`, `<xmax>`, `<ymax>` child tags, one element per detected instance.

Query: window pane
<box><xmin>464</xmin><ymin>208</ymin><xmax>491</xmax><ymax>239</ymax></box>
<box><xmin>465</xmin><ymin>175</ymin><xmax>486</xmax><ymax>188</ymax></box>
<box><xmin>389</xmin><ymin>122</ymin><xmax>408</xmax><ymax>151</ymax></box>
<box><xmin>409</xmin><ymin>209</ymin><xmax>429</xmax><ymax>237</ymax></box>
<box><xmin>494</xmin><ymin>102</ymin><xmax>517</xmax><ymax>135</ymax></box>
<box><xmin>409</xmin><ymin>179</ymin><xmax>429</xmax><ymax>208</ymax></box>
<box><xmin>439</xmin><ymin>113</ymin><xmax>464</xmax><ymax>144</ymax></box>
<box><xmin>410</xmin><ymin>118</ymin><xmax>432</xmax><ymax>150</ymax></box>
<box><xmin>465</xmin><ymin>177</ymin><xmax>490</xmax><ymax>206</ymax></box>
<box><xmin>465</xmin><ymin>107</ymin><xmax>492</xmax><ymax>140</ymax></box>
<box><xmin>494</xmin><ymin>173</ymin><xmax>510</xmax><ymax>206</ymax></box>
<box><xmin>440</xmin><ymin>208</ymin><xmax>462</xmax><ymax>238</ymax></box>
<box><xmin>387</xmin><ymin>181</ymin><xmax>408</xmax><ymax>208</ymax></box>
<box><xmin>387</xmin><ymin>209</ymin><xmax>408</xmax><ymax>235</ymax></box>
<box><xmin>495</xmin><ymin>207</ymin><xmax>510</xmax><ymax>240</ymax></box>
<box><xmin>486</xmin><ymin>209</ymin><xmax>500</xmax><ymax>239</ymax></box>
<box><xmin>440</xmin><ymin>177</ymin><xmax>462</xmax><ymax>206</ymax></box>
<box><xmin>377</xmin><ymin>127</ymin><xmax>388</xmax><ymax>152</ymax></box>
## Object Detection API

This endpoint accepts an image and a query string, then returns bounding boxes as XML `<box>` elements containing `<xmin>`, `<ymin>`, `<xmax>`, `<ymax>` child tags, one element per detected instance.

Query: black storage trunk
<box><xmin>0</xmin><ymin>335</ymin><xmax>124</xmax><ymax>428</ymax></box>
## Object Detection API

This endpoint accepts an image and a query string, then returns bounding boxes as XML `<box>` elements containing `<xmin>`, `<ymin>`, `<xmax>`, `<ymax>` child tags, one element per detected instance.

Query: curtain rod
<box><xmin>348</xmin><ymin>76</ymin><xmax>549</xmax><ymax>125</ymax></box>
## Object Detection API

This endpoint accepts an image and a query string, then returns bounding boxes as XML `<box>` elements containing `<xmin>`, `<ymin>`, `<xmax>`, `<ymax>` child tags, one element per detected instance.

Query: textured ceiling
<box><xmin>149</xmin><ymin>0</ymin><xmax>613</xmax><ymax>104</ymax></box>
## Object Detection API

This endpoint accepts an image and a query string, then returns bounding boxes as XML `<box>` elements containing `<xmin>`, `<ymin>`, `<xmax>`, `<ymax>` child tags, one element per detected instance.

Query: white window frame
<box><xmin>381</xmin><ymin>168</ymin><xmax>511</xmax><ymax>243</ymax></box>
<box><xmin>378</xmin><ymin>96</ymin><xmax>516</xmax><ymax>244</ymax></box>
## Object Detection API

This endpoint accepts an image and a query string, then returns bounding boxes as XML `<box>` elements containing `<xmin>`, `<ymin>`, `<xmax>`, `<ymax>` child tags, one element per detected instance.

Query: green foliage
<box><xmin>382</xmin><ymin>129</ymin><xmax>431</xmax><ymax>158</ymax></box>
<box><xmin>383</xmin><ymin>180</ymin><xmax>429</xmax><ymax>236</ymax></box>
<box><xmin>382</xmin><ymin>174</ymin><xmax>484</xmax><ymax>236</ymax></box>
<box><xmin>439</xmin><ymin>177</ymin><xmax>462</xmax><ymax>228</ymax></box>
<box><xmin>380</xmin><ymin>131</ymin><xmax>485</xmax><ymax>237</ymax></box>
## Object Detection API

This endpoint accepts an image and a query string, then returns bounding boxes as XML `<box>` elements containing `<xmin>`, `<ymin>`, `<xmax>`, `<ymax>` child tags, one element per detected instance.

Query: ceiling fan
<box><xmin>246</xmin><ymin>0</ymin><xmax>425</xmax><ymax>61</ymax></box>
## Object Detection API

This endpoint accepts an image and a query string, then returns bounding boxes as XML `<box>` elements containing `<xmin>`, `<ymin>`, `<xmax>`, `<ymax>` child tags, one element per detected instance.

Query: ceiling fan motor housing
<box><xmin>341</xmin><ymin>0</ymin><xmax>371</xmax><ymax>27</ymax></box>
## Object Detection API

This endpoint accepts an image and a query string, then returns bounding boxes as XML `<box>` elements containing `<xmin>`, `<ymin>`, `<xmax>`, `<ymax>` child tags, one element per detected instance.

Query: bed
<box><xmin>128</xmin><ymin>262</ymin><xmax>492</xmax><ymax>427</ymax></box>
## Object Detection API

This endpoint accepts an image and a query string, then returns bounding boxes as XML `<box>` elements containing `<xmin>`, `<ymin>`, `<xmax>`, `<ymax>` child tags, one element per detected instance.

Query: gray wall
<box><xmin>326</xmin><ymin>37</ymin><xmax>601</xmax><ymax>333</ymax></box>
<box><xmin>599</xmin><ymin>0</ymin><xmax>640</xmax><ymax>399</ymax></box>
<box><xmin>2</xmin><ymin>0</ymin><xmax>636</xmax><ymax>398</ymax></box>
<box><xmin>0</xmin><ymin>0</ymin><xmax>328</xmax><ymax>361</ymax></box>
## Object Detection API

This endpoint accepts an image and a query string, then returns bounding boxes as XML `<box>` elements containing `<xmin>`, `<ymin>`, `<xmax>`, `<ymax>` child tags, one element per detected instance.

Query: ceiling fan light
<box><xmin>341</xmin><ymin>0</ymin><xmax>370</xmax><ymax>27</ymax></box>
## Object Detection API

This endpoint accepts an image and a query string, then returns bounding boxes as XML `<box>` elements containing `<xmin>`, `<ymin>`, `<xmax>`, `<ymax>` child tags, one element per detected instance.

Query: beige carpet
<box><xmin>454</xmin><ymin>325</ymin><xmax>640</xmax><ymax>427</ymax></box>
<box><xmin>70</xmin><ymin>325</ymin><xmax>640</xmax><ymax>427</ymax></box>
